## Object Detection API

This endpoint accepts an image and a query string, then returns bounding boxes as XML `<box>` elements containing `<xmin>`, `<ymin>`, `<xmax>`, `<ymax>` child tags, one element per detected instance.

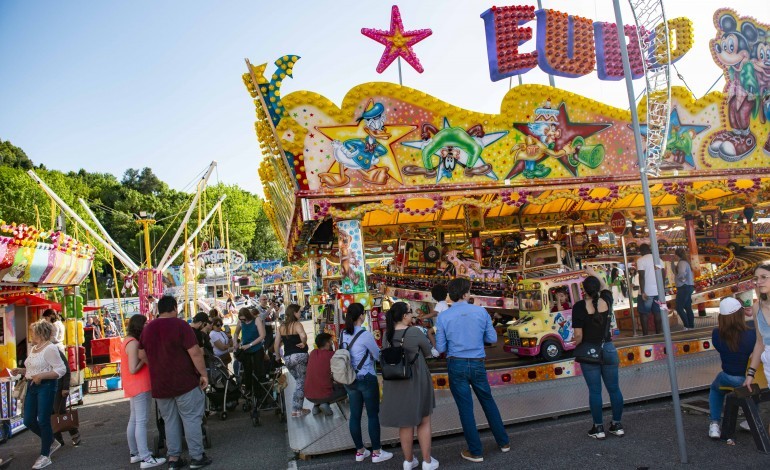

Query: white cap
<box><xmin>719</xmin><ymin>297</ymin><xmax>743</xmax><ymax>316</ymax></box>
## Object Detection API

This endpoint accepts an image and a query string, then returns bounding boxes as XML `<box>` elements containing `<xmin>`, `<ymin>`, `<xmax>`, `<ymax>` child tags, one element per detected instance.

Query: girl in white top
<box><xmin>13</xmin><ymin>320</ymin><xmax>67</xmax><ymax>469</ymax></box>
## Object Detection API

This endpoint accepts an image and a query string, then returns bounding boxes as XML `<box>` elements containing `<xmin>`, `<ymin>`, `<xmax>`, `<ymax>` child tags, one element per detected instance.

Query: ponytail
<box><xmin>583</xmin><ymin>276</ymin><xmax>602</xmax><ymax>322</ymax></box>
<box><xmin>344</xmin><ymin>302</ymin><xmax>364</xmax><ymax>335</ymax></box>
<box><xmin>386</xmin><ymin>302</ymin><xmax>408</xmax><ymax>345</ymax></box>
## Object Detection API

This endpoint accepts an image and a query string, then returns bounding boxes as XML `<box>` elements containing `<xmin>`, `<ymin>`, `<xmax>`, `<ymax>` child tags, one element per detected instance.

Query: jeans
<box><xmin>156</xmin><ymin>387</ymin><xmax>205</xmax><ymax>460</ymax></box>
<box><xmin>675</xmin><ymin>285</ymin><xmax>695</xmax><ymax>329</ymax></box>
<box><xmin>23</xmin><ymin>379</ymin><xmax>57</xmax><ymax>457</ymax></box>
<box><xmin>580</xmin><ymin>343</ymin><xmax>624</xmax><ymax>425</ymax></box>
<box><xmin>637</xmin><ymin>294</ymin><xmax>662</xmax><ymax>335</ymax></box>
<box><xmin>127</xmin><ymin>391</ymin><xmax>153</xmax><ymax>460</ymax></box>
<box><xmin>345</xmin><ymin>374</ymin><xmax>381</xmax><ymax>450</ymax></box>
<box><xmin>709</xmin><ymin>372</ymin><xmax>745</xmax><ymax>422</ymax></box>
<box><xmin>447</xmin><ymin>359</ymin><xmax>509</xmax><ymax>456</ymax></box>
<box><xmin>284</xmin><ymin>353</ymin><xmax>309</xmax><ymax>412</ymax></box>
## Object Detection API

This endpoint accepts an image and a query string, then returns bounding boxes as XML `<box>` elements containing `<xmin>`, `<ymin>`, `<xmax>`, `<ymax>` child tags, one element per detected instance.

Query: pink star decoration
<box><xmin>361</xmin><ymin>5</ymin><xmax>432</xmax><ymax>74</ymax></box>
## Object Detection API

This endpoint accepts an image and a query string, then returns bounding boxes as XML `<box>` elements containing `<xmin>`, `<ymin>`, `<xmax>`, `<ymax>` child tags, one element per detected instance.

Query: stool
<box><xmin>721</xmin><ymin>384</ymin><xmax>770</xmax><ymax>453</ymax></box>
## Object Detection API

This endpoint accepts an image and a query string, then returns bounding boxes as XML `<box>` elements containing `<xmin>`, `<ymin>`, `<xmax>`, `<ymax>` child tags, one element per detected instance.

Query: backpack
<box><xmin>380</xmin><ymin>326</ymin><xmax>419</xmax><ymax>381</ymax></box>
<box><xmin>330</xmin><ymin>330</ymin><xmax>370</xmax><ymax>385</ymax></box>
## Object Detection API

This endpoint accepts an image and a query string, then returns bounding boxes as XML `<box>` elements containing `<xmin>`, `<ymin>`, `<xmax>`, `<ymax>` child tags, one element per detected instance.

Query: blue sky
<box><xmin>0</xmin><ymin>0</ymin><xmax>766</xmax><ymax>196</ymax></box>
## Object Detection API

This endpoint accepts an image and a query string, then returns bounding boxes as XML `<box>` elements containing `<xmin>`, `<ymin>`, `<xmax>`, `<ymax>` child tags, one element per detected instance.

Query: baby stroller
<box><xmin>205</xmin><ymin>353</ymin><xmax>240</xmax><ymax>420</ymax></box>
<box><xmin>240</xmin><ymin>352</ymin><xmax>287</xmax><ymax>427</ymax></box>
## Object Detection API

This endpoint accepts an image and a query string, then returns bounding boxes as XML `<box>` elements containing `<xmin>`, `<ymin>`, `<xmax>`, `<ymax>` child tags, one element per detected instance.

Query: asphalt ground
<box><xmin>296</xmin><ymin>393</ymin><xmax>770</xmax><ymax>470</ymax></box>
<box><xmin>2</xmin><ymin>388</ymin><xmax>293</xmax><ymax>470</ymax></box>
<box><xmin>4</xmin><ymin>384</ymin><xmax>770</xmax><ymax>469</ymax></box>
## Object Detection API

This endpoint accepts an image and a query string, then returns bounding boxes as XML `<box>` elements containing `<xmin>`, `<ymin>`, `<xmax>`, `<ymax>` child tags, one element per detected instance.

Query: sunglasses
<box><xmin>238</xmin><ymin>317</ymin><xmax>246</xmax><ymax>321</ymax></box>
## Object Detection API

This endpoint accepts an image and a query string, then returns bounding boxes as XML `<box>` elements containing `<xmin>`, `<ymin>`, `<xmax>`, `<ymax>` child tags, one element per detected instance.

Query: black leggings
<box><xmin>241</xmin><ymin>349</ymin><xmax>266</xmax><ymax>397</ymax></box>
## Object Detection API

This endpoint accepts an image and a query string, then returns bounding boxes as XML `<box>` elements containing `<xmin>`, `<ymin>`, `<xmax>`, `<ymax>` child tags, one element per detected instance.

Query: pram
<box><xmin>205</xmin><ymin>353</ymin><xmax>240</xmax><ymax>420</ymax></box>
<box><xmin>240</xmin><ymin>353</ymin><xmax>287</xmax><ymax>427</ymax></box>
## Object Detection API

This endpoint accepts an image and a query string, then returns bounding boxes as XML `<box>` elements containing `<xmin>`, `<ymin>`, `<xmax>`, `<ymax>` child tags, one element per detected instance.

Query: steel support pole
<box><xmin>612</xmin><ymin>0</ymin><xmax>688</xmax><ymax>463</ymax></box>
<box><xmin>621</xmin><ymin>235</ymin><xmax>637</xmax><ymax>336</ymax></box>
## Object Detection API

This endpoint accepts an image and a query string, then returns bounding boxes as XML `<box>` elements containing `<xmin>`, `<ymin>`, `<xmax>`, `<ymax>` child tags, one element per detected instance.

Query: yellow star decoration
<box><xmin>316</xmin><ymin>120</ymin><xmax>416</xmax><ymax>184</ymax></box>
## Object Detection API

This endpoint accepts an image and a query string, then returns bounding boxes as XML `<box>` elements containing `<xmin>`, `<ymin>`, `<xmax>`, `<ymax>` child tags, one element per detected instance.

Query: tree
<box><xmin>249</xmin><ymin>204</ymin><xmax>285</xmax><ymax>261</ymax></box>
<box><xmin>0</xmin><ymin>140</ymin><xmax>34</xmax><ymax>169</ymax></box>
<box><xmin>121</xmin><ymin>167</ymin><xmax>166</xmax><ymax>195</ymax></box>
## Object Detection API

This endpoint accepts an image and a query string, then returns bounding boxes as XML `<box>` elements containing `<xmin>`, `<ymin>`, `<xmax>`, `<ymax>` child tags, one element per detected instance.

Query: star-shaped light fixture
<box><xmin>361</xmin><ymin>5</ymin><xmax>432</xmax><ymax>74</ymax></box>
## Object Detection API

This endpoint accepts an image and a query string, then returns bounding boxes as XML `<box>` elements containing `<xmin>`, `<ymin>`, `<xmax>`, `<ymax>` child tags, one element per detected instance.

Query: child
<box><xmin>417</xmin><ymin>284</ymin><xmax>448</xmax><ymax>349</ymax></box>
<box><xmin>304</xmin><ymin>333</ymin><xmax>346</xmax><ymax>416</ymax></box>
<box><xmin>551</xmin><ymin>288</ymin><xmax>571</xmax><ymax>312</ymax></box>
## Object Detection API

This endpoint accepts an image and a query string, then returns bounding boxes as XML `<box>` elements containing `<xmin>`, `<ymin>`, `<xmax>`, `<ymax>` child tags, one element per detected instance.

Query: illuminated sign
<box><xmin>480</xmin><ymin>5</ymin><xmax>694</xmax><ymax>82</ymax></box>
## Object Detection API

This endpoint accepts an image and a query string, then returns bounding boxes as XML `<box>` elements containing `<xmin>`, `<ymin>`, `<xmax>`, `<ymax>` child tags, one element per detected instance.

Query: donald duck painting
<box><xmin>318</xmin><ymin>100</ymin><xmax>394</xmax><ymax>187</ymax></box>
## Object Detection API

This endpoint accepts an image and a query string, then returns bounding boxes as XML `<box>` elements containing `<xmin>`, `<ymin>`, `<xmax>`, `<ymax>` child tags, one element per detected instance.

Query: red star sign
<box><xmin>361</xmin><ymin>5</ymin><xmax>432</xmax><ymax>74</ymax></box>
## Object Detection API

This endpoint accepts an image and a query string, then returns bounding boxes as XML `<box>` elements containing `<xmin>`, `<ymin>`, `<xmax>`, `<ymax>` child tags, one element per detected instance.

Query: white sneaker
<box><xmin>32</xmin><ymin>455</ymin><xmax>52</xmax><ymax>469</ymax></box>
<box><xmin>709</xmin><ymin>422</ymin><xmax>721</xmax><ymax>439</ymax></box>
<box><xmin>422</xmin><ymin>457</ymin><xmax>439</xmax><ymax>470</ymax></box>
<box><xmin>130</xmin><ymin>454</ymin><xmax>143</xmax><ymax>464</ymax></box>
<box><xmin>739</xmin><ymin>420</ymin><xmax>751</xmax><ymax>431</ymax></box>
<box><xmin>49</xmin><ymin>440</ymin><xmax>62</xmax><ymax>456</ymax></box>
<box><xmin>141</xmin><ymin>456</ymin><xmax>167</xmax><ymax>469</ymax></box>
<box><xmin>403</xmin><ymin>457</ymin><xmax>419</xmax><ymax>470</ymax></box>
<box><xmin>355</xmin><ymin>449</ymin><xmax>371</xmax><ymax>462</ymax></box>
<box><xmin>372</xmin><ymin>449</ymin><xmax>393</xmax><ymax>463</ymax></box>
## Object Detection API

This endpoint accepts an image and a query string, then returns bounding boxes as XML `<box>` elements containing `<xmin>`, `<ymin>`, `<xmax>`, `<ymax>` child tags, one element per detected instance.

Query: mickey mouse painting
<box><xmin>708</xmin><ymin>10</ymin><xmax>767</xmax><ymax>161</ymax></box>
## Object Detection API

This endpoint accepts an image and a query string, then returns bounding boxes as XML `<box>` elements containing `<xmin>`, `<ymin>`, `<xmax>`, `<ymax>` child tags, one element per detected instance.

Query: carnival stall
<box><xmin>0</xmin><ymin>221</ymin><xmax>93</xmax><ymax>441</ymax></box>
<box><xmin>244</xmin><ymin>4</ymin><xmax>770</xmax><ymax>455</ymax></box>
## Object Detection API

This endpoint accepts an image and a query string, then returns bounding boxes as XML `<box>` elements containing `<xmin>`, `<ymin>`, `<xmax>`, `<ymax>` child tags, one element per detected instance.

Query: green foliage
<box><xmin>0</xmin><ymin>147</ymin><xmax>285</xmax><ymax>286</ymax></box>
<box><xmin>0</xmin><ymin>140</ymin><xmax>34</xmax><ymax>170</ymax></box>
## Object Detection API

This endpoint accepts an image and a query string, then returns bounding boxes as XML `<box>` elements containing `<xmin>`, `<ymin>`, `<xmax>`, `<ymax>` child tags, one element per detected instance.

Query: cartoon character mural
<box><xmin>336</xmin><ymin>220</ymin><xmax>367</xmax><ymax>294</ymax></box>
<box><xmin>708</xmin><ymin>10</ymin><xmax>770</xmax><ymax>161</ymax></box>
<box><xmin>401</xmin><ymin>118</ymin><xmax>507</xmax><ymax>182</ymax></box>
<box><xmin>317</xmin><ymin>100</ymin><xmax>416</xmax><ymax>188</ymax></box>
<box><xmin>507</xmin><ymin>101</ymin><xmax>610</xmax><ymax>179</ymax></box>
<box><xmin>553</xmin><ymin>312</ymin><xmax>573</xmax><ymax>342</ymax></box>
<box><xmin>640</xmin><ymin>109</ymin><xmax>709</xmax><ymax>170</ymax></box>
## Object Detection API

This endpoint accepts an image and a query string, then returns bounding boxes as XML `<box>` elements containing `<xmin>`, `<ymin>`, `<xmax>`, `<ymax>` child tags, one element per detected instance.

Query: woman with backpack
<box><xmin>340</xmin><ymin>303</ymin><xmax>392</xmax><ymax>464</ymax></box>
<box><xmin>573</xmin><ymin>275</ymin><xmax>625</xmax><ymax>440</ymax></box>
<box><xmin>380</xmin><ymin>302</ymin><xmax>438</xmax><ymax>470</ymax></box>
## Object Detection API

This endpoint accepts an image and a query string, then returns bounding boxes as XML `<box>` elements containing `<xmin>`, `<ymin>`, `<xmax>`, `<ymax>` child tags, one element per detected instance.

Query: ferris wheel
<box><xmin>627</xmin><ymin>0</ymin><xmax>672</xmax><ymax>177</ymax></box>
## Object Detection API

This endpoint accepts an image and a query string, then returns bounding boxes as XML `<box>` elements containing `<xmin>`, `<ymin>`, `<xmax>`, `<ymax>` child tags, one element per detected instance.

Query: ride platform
<box><xmin>286</xmin><ymin>331</ymin><xmax>720</xmax><ymax>457</ymax></box>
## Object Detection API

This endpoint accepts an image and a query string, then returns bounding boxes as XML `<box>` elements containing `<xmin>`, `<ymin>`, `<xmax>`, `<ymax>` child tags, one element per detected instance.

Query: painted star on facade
<box><xmin>639</xmin><ymin>108</ymin><xmax>708</xmax><ymax>168</ymax></box>
<box><xmin>361</xmin><ymin>5</ymin><xmax>432</xmax><ymax>74</ymax></box>
<box><xmin>510</xmin><ymin>103</ymin><xmax>611</xmax><ymax>178</ymax></box>
<box><xmin>316</xmin><ymin>120</ymin><xmax>416</xmax><ymax>185</ymax></box>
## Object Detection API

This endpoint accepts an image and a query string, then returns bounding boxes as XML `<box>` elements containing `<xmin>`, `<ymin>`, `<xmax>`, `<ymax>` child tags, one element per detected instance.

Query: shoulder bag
<box><xmin>380</xmin><ymin>327</ymin><xmax>420</xmax><ymax>381</ymax></box>
<box><xmin>51</xmin><ymin>401</ymin><xmax>79</xmax><ymax>434</ymax></box>
<box><xmin>574</xmin><ymin>301</ymin><xmax>611</xmax><ymax>365</ymax></box>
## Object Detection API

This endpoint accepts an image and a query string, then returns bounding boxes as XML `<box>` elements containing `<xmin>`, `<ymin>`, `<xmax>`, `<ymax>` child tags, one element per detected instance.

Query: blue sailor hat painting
<box><xmin>358</xmin><ymin>100</ymin><xmax>385</xmax><ymax>121</ymax></box>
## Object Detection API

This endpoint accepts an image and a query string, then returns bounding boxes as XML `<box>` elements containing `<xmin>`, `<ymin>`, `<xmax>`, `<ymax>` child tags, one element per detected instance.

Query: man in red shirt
<box><xmin>139</xmin><ymin>296</ymin><xmax>211</xmax><ymax>469</ymax></box>
<box><xmin>304</xmin><ymin>333</ymin><xmax>346</xmax><ymax>416</ymax></box>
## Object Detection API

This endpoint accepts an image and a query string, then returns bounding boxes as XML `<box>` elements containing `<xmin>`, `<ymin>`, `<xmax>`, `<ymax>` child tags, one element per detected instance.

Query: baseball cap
<box><xmin>192</xmin><ymin>312</ymin><xmax>210</xmax><ymax>324</ymax></box>
<box><xmin>719</xmin><ymin>297</ymin><xmax>742</xmax><ymax>316</ymax></box>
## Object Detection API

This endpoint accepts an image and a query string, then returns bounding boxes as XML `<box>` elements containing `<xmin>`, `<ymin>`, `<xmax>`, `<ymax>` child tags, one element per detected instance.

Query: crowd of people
<box><xmin>10</xmin><ymin>259</ymin><xmax>770</xmax><ymax>468</ymax></box>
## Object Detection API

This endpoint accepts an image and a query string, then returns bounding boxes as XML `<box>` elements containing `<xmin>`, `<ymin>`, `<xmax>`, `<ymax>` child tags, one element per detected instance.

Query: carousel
<box><xmin>244</xmin><ymin>4</ymin><xmax>770</xmax><ymax>456</ymax></box>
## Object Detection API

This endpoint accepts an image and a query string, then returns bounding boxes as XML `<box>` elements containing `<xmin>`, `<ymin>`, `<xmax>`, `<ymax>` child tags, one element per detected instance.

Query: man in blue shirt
<box><xmin>435</xmin><ymin>278</ymin><xmax>510</xmax><ymax>463</ymax></box>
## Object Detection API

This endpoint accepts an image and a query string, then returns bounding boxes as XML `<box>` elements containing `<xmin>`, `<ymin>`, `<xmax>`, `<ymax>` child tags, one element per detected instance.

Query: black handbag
<box><xmin>574</xmin><ymin>296</ymin><xmax>611</xmax><ymax>365</ymax></box>
<box><xmin>380</xmin><ymin>327</ymin><xmax>419</xmax><ymax>381</ymax></box>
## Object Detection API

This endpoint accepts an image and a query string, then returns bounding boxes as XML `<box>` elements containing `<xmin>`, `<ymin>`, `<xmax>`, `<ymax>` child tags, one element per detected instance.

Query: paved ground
<box><xmin>3</xmin><ymin>389</ymin><xmax>293</xmax><ymax>470</ymax></box>
<box><xmin>296</xmin><ymin>394</ymin><xmax>770</xmax><ymax>470</ymax></box>
<box><xmin>4</xmin><ymin>385</ymin><xmax>770</xmax><ymax>469</ymax></box>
